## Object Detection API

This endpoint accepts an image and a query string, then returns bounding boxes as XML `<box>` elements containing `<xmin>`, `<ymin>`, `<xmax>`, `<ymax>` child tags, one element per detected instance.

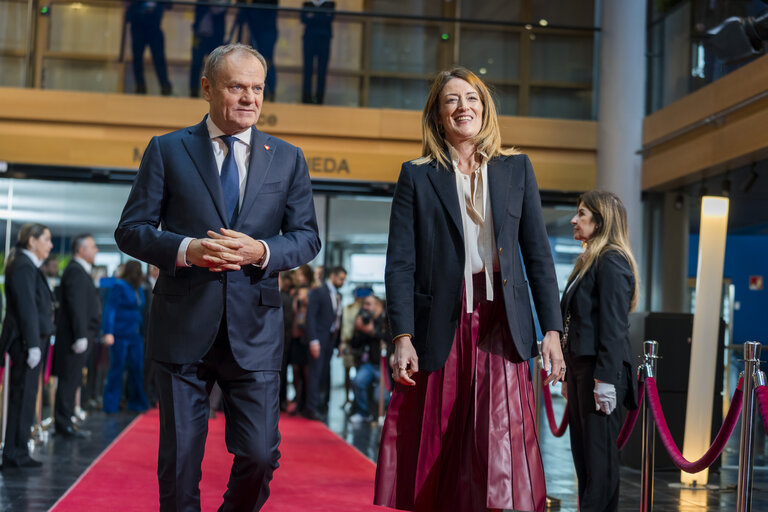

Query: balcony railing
<box><xmin>0</xmin><ymin>0</ymin><xmax>599</xmax><ymax>119</ymax></box>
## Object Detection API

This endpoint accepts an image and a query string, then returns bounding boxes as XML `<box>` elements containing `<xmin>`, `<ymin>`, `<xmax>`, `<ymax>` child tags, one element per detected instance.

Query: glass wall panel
<box><xmin>530</xmin><ymin>34</ymin><xmax>593</xmax><ymax>83</ymax></box>
<box><xmin>48</xmin><ymin>3</ymin><xmax>123</xmax><ymax>56</ymax></box>
<box><xmin>0</xmin><ymin>56</ymin><xmax>25</xmax><ymax>87</ymax></box>
<box><xmin>369</xmin><ymin>0</ymin><xmax>442</xmax><ymax>17</ymax></box>
<box><xmin>369</xmin><ymin>22</ymin><xmax>441</xmax><ymax>74</ymax></box>
<box><xmin>0</xmin><ymin>0</ymin><xmax>29</xmax><ymax>51</ymax></box>
<box><xmin>460</xmin><ymin>0</ymin><xmax>521</xmax><ymax>22</ymax></box>
<box><xmin>489</xmin><ymin>84</ymin><xmax>519</xmax><ymax>116</ymax></box>
<box><xmin>43</xmin><ymin>58</ymin><xmax>121</xmax><ymax>93</ymax></box>
<box><xmin>529</xmin><ymin>87</ymin><xmax>592</xmax><ymax>120</ymax></box>
<box><xmin>368</xmin><ymin>77</ymin><xmax>429</xmax><ymax>110</ymax></box>
<box><xmin>459</xmin><ymin>27</ymin><xmax>519</xmax><ymax>81</ymax></box>
<box><xmin>531</xmin><ymin>0</ymin><xmax>595</xmax><ymax>27</ymax></box>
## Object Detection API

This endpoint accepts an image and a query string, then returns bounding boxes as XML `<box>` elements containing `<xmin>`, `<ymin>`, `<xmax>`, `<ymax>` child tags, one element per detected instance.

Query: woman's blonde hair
<box><xmin>568</xmin><ymin>190</ymin><xmax>640</xmax><ymax>311</ymax></box>
<box><xmin>414</xmin><ymin>67</ymin><xmax>518</xmax><ymax>169</ymax></box>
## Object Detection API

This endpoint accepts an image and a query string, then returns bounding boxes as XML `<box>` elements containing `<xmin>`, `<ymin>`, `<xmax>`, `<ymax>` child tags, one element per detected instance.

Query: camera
<box><xmin>359</xmin><ymin>309</ymin><xmax>374</xmax><ymax>325</ymax></box>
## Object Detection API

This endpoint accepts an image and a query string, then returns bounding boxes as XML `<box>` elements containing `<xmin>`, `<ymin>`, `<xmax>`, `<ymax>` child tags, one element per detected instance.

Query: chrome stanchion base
<box><xmin>667</xmin><ymin>482</ymin><xmax>719</xmax><ymax>490</ymax></box>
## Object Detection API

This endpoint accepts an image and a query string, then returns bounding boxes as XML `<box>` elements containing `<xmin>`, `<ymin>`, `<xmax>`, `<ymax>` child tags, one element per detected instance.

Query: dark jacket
<box><xmin>0</xmin><ymin>251</ymin><xmax>54</xmax><ymax>354</ymax></box>
<box><xmin>114</xmin><ymin>117</ymin><xmax>320</xmax><ymax>370</ymax></box>
<box><xmin>102</xmin><ymin>279</ymin><xmax>145</xmax><ymax>338</ymax></box>
<box><xmin>561</xmin><ymin>249</ymin><xmax>638</xmax><ymax>408</ymax></box>
<box><xmin>301</xmin><ymin>1</ymin><xmax>335</xmax><ymax>39</ymax></box>
<box><xmin>385</xmin><ymin>153</ymin><xmax>562</xmax><ymax>372</ymax></box>
<box><xmin>53</xmin><ymin>260</ymin><xmax>102</xmax><ymax>375</ymax></box>
<box><xmin>306</xmin><ymin>284</ymin><xmax>340</xmax><ymax>349</ymax></box>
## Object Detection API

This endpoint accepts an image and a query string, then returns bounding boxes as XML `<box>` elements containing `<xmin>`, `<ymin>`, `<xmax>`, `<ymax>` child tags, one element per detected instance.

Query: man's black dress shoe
<box><xmin>2</xmin><ymin>457</ymin><xmax>42</xmax><ymax>469</ymax></box>
<box><xmin>56</xmin><ymin>425</ymin><xmax>91</xmax><ymax>438</ymax></box>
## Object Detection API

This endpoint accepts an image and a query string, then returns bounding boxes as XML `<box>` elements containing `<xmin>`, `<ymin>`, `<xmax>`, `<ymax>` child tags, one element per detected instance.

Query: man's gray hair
<box><xmin>202</xmin><ymin>44</ymin><xmax>268</xmax><ymax>85</ymax></box>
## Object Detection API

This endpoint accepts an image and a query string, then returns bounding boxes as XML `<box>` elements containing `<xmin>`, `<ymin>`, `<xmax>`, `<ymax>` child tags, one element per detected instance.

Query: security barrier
<box><xmin>539</xmin><ymin>340</ymin><xmax>765</xmax><ymax>512</ymax></box>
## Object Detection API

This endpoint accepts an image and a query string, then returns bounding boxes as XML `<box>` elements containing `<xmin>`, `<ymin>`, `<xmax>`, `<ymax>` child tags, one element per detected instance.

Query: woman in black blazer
<box><xmin>374</xmin><ymin>67</ymin><xmax>564</xmax><ymax>512</ymax></box>
<box><xmin>0</xmin><ymin>223</ymin><xmax>54</xmax><ymax>468</ymax></box>
<box><xmin>560</xmin><ymin>190</ymin><xmax>640</xmax><ymax>512</ymax></box>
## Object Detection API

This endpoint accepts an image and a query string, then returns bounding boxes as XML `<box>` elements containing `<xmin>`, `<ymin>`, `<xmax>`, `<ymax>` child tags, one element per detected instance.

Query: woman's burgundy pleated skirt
<box><xmin>374</xmin><ymin>274</ymin><xmax>546</xmax><ymax>512</ymax></box>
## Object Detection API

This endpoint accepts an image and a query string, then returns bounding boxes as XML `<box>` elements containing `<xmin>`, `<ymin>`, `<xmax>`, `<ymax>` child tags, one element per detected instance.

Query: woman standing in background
<box><xmin>561</xmin><ymin>190</ymin><xmax>640</xmax><ymax>511</ymax></box>
<box><xmin>102</xmin><ymin>260</ymin><xmax>149</xmax><ymax>413</ymax></box>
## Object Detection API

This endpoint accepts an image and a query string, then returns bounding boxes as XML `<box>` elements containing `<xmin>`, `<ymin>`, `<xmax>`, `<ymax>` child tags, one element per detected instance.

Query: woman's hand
<box><xmin>541</xmin><ymin>330</ymin><xmax>566</xmax><ymax>385</ymax></box>
<box><xmin>391</xmin><ymin>335</ymin><xmax>419</xmax><ymax>386</ymax></box>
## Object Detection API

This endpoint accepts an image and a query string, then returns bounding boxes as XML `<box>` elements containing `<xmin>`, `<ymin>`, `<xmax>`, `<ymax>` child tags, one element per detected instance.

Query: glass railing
<box><xmin>0</xmin><ymin>0</ymin><xmax>599</xmax><ymax>120</ymax></box>
<box><xmin>646</xmin><ymin>0</ymin><xmax>768</xmax><ymax>114</ymax></box>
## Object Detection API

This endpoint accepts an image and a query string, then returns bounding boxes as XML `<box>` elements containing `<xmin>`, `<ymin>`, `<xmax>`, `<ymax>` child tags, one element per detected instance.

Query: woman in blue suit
<box><xmin>102</xmin><ymin>260</ymin><xmax>149</xmax><ymax>413</ymax></box>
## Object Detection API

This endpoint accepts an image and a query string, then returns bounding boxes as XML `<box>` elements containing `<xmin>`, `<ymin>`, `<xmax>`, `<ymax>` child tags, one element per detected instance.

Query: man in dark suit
<box><xmin>115</xmin><ymin>43</ymin><xmax>320</xmax><ymax>512</ymax></box>
<box><xmin>305</xmin><ymin>266</ymin><xmax>345</xmax><ymax>420</ymax></box>
<box><xmin>53</xmin><ymin>234</ymin><xmax>102</xmax><ymax>438</ymax></box>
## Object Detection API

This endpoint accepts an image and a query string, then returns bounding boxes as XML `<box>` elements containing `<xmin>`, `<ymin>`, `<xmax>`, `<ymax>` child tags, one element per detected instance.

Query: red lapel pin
<box><xmin>264</xmin><ymin>144</ymin><xmax>270</xmax><ymax>151</ymax></box>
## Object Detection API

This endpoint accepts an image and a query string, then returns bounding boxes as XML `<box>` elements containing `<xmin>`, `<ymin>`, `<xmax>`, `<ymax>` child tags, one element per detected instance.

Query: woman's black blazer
<box><xmin>560</xmin><ymin>250</ymin><xmax>638</xmax><ymax>405</ymax></box>
<box><xmin>0</xmin><ymin>251</ymin><xmax>55</xmax><ymax>354</ymax></box>
<box><xmin>385</xmin><ymin>153</ymin><xmax>562</xmax><ymax>372</ymax></box>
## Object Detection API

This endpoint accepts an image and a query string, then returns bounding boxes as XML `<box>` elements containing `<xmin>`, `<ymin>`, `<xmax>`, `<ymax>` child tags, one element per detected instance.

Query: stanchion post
<box><xmin>640</xmin><ymin>340</ymin><xmax>659</xmax><ymax>512</ymax></box>
<box><xmin>737</xmin><ymin>341</ymin><xmax>761</xmax><ymax>512</ymax></box>
<box><xmin>1</xmin><ymin>353</ymin><xmax>9</xmax><ymax>449</ymax></box>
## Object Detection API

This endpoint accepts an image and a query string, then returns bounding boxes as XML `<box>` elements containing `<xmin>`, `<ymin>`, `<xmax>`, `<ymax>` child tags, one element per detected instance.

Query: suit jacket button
<box><xmin>503</xmin><ymin>279</ymin><xmax>507</xmax><ymax>286</ymax></box>
<box><xmin>498</xmin><ymin>247</ymin><xmax>503</xmax><ymax>255</ymax></box>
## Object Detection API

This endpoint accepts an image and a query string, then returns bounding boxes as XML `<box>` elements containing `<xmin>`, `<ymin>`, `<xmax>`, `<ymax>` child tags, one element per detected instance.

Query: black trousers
<box><xmin>130</xmin><ymin>14</ymin><xmax>171</xmax><ymax>88</ymax></box>
<box><xmin>189</xmin><ymin>15</ymin><xmax>225</xmax><ymax>95</ymax></box>
<box><xmin>301</xmin><ymin>35</ymin><xmax>330</xmax><ymax>104</ymax></box>
<box><xmin>3</xmin><ymin>338</ymin><xmax>47</xmax><ymax>464</ymax></box>
<box><xmin>155</xmin><ymin>320</ymin><xmax>280</xmax><ymax>512</ymax></box>
<box><xmin>306</xmin><ymin>336</ymin><xmax>333</xmax><ymax>415</ymax></box>
<box><xmin>566</xmin><ymin>355</ymin><xmax>626</xmax><ymax>512</ymax></box>
<box><xmin>54</xmin><ymin>341</ymin><xmax>91</xmax><ymax>430</ymax></box>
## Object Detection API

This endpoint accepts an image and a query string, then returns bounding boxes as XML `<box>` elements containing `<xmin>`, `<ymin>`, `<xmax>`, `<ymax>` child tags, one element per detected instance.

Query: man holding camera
<box><xmin>349</xmin><ymin>295</ymin><xmax>388</xmax><ymax>423</ymax></box>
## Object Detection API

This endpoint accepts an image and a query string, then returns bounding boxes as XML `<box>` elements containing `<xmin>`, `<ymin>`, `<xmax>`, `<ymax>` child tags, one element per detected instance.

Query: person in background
<box><xmin>375</xmin><ymin>67</ymin><xmax>564</xmax><ymax>512</ymax></box>
<box><xmin>340</xmin><ymin>286</ymin><xmax>371</xmax><ymax>407</ymax></box>
<box><xmin>126</xmin><ymin>1</ymin><xmax>173</xmax><ymax>95</ymax></box>
<box><xmin>561</xmin><ymin>190</ymin><xmax>640</xmax><ymax>512</ymax></box>
<box><xmin>349</xmin><ymin>294</ymin><xmax>387</xmax><ymax>424</ymax></box>
<box><xmin>0</xmin><ymin>223</ymin><xmax>54</xmax><ymax>468</ymax></box>
<box><xmin>300</xmin><ymin>0</ymin><xmax>335</xmax><ymax>104</ymax></box>
<box><xmin>189</xmin><ymin>0</ymin><xmax>229</xmax><ymax>98</ymax></box>
<box><xmin>143</xmin><ymin>264</ymin><xmax>160</xmax><ymax>408</ymax></box>
<box><xmin>305</xmin><ymin>266</ymin><xmax>346</xmax><ymax>420</ymax></box>
<box><xmin>288</xmin><ymin>284</ymin><xmax>310</xmax><ymax>415</ymax></box>
<box><xmin>279</xmin><ymin>271</ymin><xmax>295</xmax><ymax>411</ymax></box>
<box><xmin>101</xmin><ymin>260</ymin><xmax>149</xmax><ymax>413</ymax></box>
<box><xmin>53</xmin><ymin>234</ymin><xmax>101</xmax><ymax>438</ymax></box>
<box><xmin>41</xmin><ymin>255</ymin><xmax>60</xmax><ymax>292</ymax></box>
<box><xmin>244</xmin><ymin>0</ymin><xmax>279</xmax><ymax>101</ymax></box>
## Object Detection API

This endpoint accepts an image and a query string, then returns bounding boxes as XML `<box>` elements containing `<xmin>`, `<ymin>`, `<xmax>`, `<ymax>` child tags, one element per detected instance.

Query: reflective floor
<box><xmin>1</xmin><ymin>363</ymin><xmax>766</xmax><ymax>511</ymax></box>
<box><xmin>324</xmin><ymin>359</ymin><xmax>768</xmax><ymax>512</ymax></box>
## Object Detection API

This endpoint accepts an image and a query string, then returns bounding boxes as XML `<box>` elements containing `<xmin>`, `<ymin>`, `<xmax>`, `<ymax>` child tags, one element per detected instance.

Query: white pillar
<box><xmin>595</xmin><ymin>0</ymin><xmax>646</xmax><ymax>263</ymax></box>
<box><xmin>681</xmin><ymin>197</ymin><xmax>729</xmax><ymax>485</ymax></box>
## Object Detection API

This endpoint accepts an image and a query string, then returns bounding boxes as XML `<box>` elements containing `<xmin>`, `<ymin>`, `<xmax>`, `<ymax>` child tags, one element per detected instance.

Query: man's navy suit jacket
<box><xmin>306</xmin><ymin>284</ymin><xmax>339</xmax><ymax>350</ymax></box>
<box><xmin>115</xmin><ymin>117</ymin><xmax>320</xmax><ymax>371</ymax></box>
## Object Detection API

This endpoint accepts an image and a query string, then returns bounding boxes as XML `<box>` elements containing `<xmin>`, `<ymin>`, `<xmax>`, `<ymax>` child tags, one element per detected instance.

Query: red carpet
<box><xmin>51</xmin><ymin>410</ymin><xmax>392</xmax><ymax>511</ymax></box>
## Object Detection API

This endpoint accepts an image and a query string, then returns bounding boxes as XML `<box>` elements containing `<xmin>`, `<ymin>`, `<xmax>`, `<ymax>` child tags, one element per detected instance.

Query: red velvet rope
<box><xmin>616</xmin><ymin>379</ymin><xmax>644</xmax><ymax>450</ymax></box>
<box><xmin>540</xmin><ymin>368</ymin><xmax>569</xmax><ymax>437</ymax></box>
<box><xmin>645</xmin><ymin>376</ymin><xmax>743</xmax><ymax>473</ymax></box>
<box><xmin>756</xmin><ymin>385</ymin><xmax>768</xmax><ymax>434</ymax></box>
